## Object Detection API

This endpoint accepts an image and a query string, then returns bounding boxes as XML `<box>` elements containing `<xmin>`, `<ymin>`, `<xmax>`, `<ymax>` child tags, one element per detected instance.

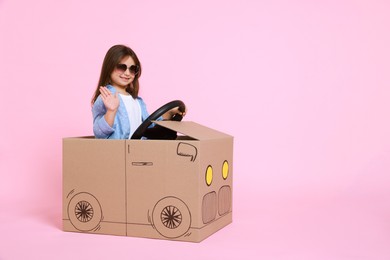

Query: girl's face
<box><xmin>110</xmin><ymin>55</ymin><xmax>138</xmax><ymax>90</ymax></box>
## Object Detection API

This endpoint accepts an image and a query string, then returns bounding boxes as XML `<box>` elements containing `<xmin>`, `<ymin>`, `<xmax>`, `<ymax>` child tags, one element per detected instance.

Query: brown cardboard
<box><xmin>63</xmin><ymin>121</ymin><xmax>233</xmax><ymax>242</ymax></box>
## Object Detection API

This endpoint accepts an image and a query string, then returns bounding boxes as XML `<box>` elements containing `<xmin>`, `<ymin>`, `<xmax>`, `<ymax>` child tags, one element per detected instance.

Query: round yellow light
<box><xmin>205</xmin><ymin>165</ymin><xmax>213</xmax><ymax>186</ymax></box>
<box><xmin>222</xmin><ymin>161</ymin><xmax>229</xmax><ymax>180</ymax></box>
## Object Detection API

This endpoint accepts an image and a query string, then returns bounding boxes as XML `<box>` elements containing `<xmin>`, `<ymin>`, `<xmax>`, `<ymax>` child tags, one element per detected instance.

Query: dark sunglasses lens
<box><xmin>130</xmin><ymin>65</ymin><xmax>139</xmax><ymax>74</ymax></box>
<box><xmin>116</xmin><ymin>64</ymin><xmax>127</xmax><ymax>73</ymax></box>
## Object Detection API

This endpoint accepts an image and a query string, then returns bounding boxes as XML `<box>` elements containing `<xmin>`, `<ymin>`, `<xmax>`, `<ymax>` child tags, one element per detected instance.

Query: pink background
<box><xmin>1</xmin><ymin>0</ymin><xmax>390</xmax><ymax>259</ymax></box>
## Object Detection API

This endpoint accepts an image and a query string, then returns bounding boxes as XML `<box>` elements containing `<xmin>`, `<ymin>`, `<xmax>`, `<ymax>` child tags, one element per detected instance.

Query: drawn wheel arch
<box><xmin>68</xmin><ymin>192</ymin><xmax>102</xmax><ymax>232</ymax></box>
<box><xmin>152</xmin><ymin>197</ymin><xmax>191</xmax><ymax>238</ymax></box>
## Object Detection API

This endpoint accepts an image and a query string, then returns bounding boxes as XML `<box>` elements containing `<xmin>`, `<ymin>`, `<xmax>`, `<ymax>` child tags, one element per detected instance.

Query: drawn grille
<box><xmin>202</xmin><ymin>192</ymin><xmax>217</xmax><ymax>224</ymax></box>
<box><xmin>218</xmin><ymin>186</ymin><xmax>232</xmax><ymax>216</ymax></box>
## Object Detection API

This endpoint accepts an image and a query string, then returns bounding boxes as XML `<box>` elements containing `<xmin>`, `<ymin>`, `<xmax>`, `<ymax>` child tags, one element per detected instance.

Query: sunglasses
<box><xmin>115</xmin><ymin>64</ymin><xmax>140</xmax><ymax>75</ymax></box>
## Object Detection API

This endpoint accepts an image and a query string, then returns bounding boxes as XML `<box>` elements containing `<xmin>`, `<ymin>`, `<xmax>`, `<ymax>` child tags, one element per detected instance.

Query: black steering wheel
<box><xmin>131</xmin><ymin>100</ymin><xmax>186</xmax><ymax>139</ymax></box>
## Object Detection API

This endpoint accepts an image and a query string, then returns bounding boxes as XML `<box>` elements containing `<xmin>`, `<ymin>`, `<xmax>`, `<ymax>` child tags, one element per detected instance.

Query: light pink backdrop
<box><xmin>1</xmin><ymin>0</ymin><xmax>390</xmax><ymax>259</ymax></box>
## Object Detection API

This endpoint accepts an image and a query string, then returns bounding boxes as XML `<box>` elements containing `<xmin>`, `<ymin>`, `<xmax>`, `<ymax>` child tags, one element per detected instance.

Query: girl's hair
<box><xmin>91</xmin><ymin>45</ymin><xmax>142</xmax><ymax>104</ymax></box>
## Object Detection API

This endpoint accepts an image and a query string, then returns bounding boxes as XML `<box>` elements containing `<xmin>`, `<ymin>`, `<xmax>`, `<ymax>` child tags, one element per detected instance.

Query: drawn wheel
<box><xmin>152</xmin><ymin>197</ymin><xmax>191</xmax><ymax>238</ymax></box>
<box><xmin>161</xmin><ymin>205</ymin><xmax>182</xmax><ymax>229</ymax></box>
<box><xmin>75</xmin><ymin>201</ymin><xmax>94</xmax><ymax>222</ymax></box>
<box><xmin>68</xmin><ymin>192</ymin><xmax>102</xmax><ymax>231</ymax></box>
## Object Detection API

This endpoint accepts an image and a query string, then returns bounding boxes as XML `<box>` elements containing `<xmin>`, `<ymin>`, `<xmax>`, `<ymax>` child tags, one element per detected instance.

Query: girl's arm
<box><xmin>162</xmin><ymin>106</ymin><xmax>187</xmax><ymax>120</ymax></box>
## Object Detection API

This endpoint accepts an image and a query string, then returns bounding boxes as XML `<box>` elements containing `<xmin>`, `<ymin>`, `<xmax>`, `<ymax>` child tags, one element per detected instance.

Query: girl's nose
<box><xmin>124</xmin><ymin>68</ymin><xmax>131</xmax><ymax>75</ymax></box>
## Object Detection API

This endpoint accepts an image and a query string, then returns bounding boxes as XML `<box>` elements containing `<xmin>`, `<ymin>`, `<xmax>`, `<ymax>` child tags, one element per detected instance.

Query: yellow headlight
<box><xmin>205</xmin><ymin>165</ymin><xmax>213</xmax><ymax>186</ymax></box>
<box><xmin>222</xmin><ymin>160</ymin><xmax>229</xmax><ymax>180</ymax></box>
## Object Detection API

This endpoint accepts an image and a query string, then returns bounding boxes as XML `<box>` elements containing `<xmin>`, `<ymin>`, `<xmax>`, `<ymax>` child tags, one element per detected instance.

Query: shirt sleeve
<box><xmin>92</xmin><ymin>96</ymin><xmax>115</xmax><ymax>138</ymax></box>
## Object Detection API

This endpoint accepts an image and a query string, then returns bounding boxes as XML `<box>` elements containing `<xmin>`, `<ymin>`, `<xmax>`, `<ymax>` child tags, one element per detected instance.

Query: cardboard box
<box><xmin>63</xmin><ymin>121</ymin><xmax>233</xmax><ymax>242</ymax></box>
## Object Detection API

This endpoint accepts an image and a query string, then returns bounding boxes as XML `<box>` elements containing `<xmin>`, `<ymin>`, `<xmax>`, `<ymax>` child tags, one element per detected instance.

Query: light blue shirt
<box><xmin>92</xmin><ymin>85</ymin><xmax>151</xmax><ymax>139</ymax></box>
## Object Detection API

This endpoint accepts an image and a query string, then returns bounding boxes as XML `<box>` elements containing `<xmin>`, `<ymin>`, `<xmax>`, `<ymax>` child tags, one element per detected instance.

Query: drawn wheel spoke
<box><xmin>161</xmin><ymin>206</ymin><xmax>182</xmax><ymax>229</ymax></box>
<box><xmin>75</xmin><ymin>200</ymin><xmax>94</xmax><ymax>223</ymax></box>
<box><xmin>68</xmin><ymin>193</ymin><xmax>102</xmax><ymax>232</ymax></box>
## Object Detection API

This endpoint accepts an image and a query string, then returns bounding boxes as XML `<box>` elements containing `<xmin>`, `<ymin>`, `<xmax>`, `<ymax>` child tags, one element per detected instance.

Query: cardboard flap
<box><xmin>153</xmin><ymin>121</ymin><xmax>232</xmax><ymax>140</ymax></box>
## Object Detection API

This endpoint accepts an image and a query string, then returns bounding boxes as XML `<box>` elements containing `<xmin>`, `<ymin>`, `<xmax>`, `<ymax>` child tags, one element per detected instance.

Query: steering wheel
<box><xmin>131</xmin><ymin>100</ymin><xmax>186</xmax><ymax>139</ymax></box>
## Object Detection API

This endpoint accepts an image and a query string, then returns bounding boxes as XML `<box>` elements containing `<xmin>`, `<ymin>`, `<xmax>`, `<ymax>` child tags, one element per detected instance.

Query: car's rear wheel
<box><xmin>68</xmin><ymin>192</ymin><xmax>102</xmax><ymax>231</ymax></box>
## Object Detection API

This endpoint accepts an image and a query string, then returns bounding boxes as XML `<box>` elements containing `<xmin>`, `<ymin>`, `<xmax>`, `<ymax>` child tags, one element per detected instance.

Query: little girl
<box><xmin>91</xmin><ymin>45</ymin><xmax>184</xmax><ymax>139</ymax></box>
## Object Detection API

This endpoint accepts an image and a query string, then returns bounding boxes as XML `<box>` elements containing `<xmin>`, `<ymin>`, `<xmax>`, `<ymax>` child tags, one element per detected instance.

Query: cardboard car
<box><xmin>62</xmin><ymin>101</ymin><xmax>233</xmax><ymax>242</ymax></box>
